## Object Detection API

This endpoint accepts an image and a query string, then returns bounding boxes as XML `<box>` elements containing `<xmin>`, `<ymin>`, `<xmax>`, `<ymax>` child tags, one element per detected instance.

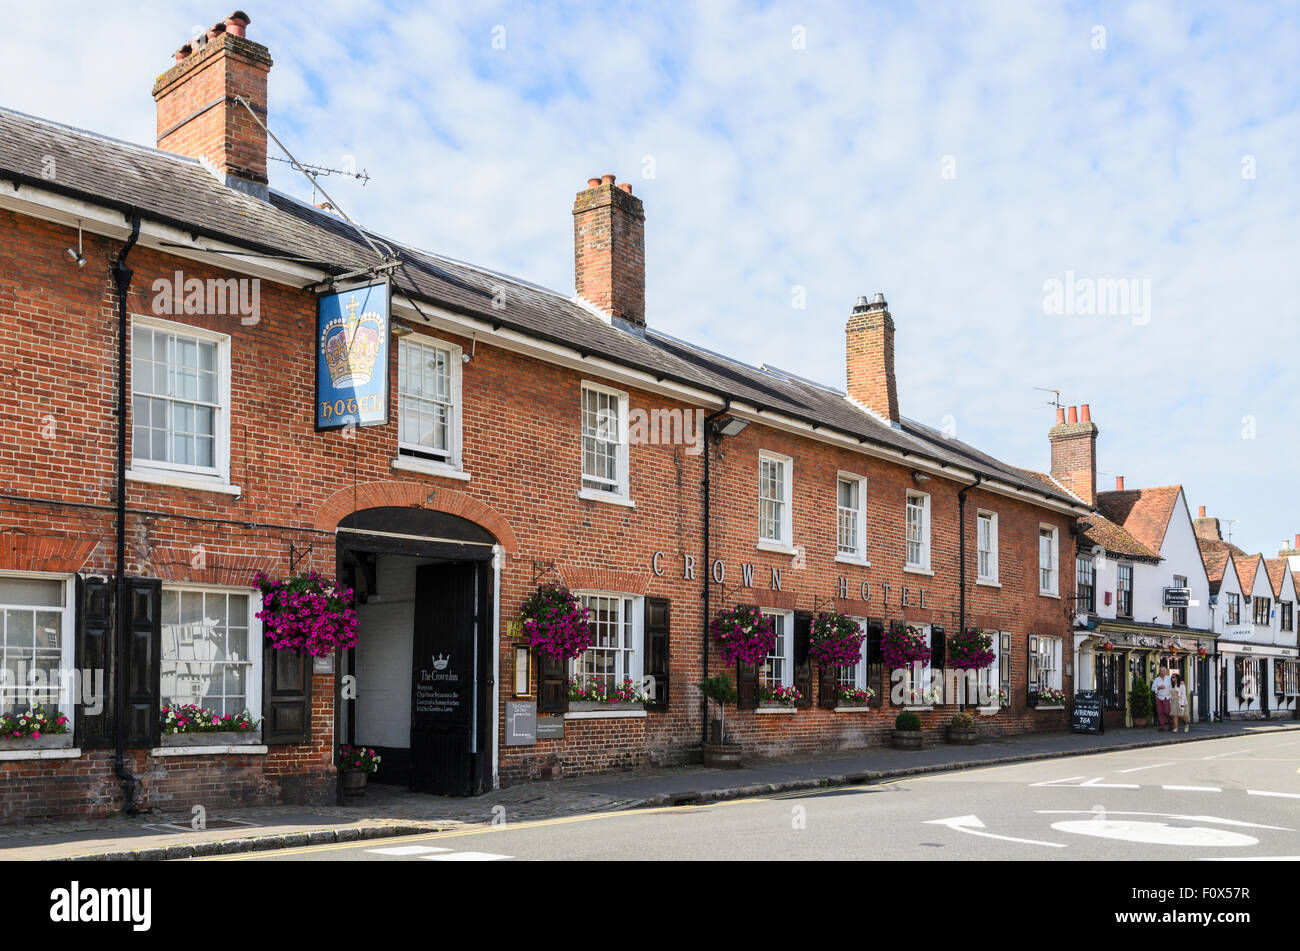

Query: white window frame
<box><xmin>1029</xmin><ymin>635</ymin><xmax>1063</xmax><ymax>693</ymax></box>
<box><xmin>570</xmin><ymin>592</ymin><xmax>644</xmax><ymax>692</ymax></box>
<box><xmin>395</xmin><ymin>331</ymin><xmax>464</xmax><ymax>476</ymax></box>
<box><xmin>837</xmin><ymin>617</ymin><xmax>870</xmax><ymax>690</ymax></box>
<box><xmin>159</xmin><ymin>584</ymin><xmax>262</xmax><ymax>721</ymax></box>
<box><xmin>905</xmin><ymin>491</ymin><xmax>931</xmax><ymax>572</ymax></box>
<box><xmin>760</xmin><ymin>609</ymin><xmax>795</xmax><ymax>689</ymax></box>
<box><xmin>0</xmin><ymin>572</ymin><xmax>76</xmax><ymax>730</ymax></box>
<box><xmin>978</xmin><ymin>631</ymin><xmax>1002</xmax><ymax>708</ymax></box>
<box><xmin>579</xmin><ymin>381</ymin><xmax>632</xmax><ymax>503</ymax></box>
<box><xmin>757</xmin><ymin>450</ymin><xmax>794</xmax><ymax>552</ymax></box>
<box><xmin>127</xmin><ymin>314</ymin><xmax>232</xmax><ymax>490</ymax></box>
<box><xmin>835</xmin><ymin>472</ymin><xmax>868</xmax><ymax>565</ymax></box>
<box><xmin>976</xmin><ymin>510</ymin><xmax>998</xmax><ymax>584</ymax></box>
<box><xmin>1038</xmin><ymin>524</ymin><xmax>1059</xmax><ymax>596</ymax></box>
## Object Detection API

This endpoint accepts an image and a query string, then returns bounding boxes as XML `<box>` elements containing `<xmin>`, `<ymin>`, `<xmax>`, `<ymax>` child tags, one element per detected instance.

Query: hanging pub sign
<box><xmin>1162</xmin><ymin>587</ymin><xmax>1191</xmax><ymax>608</ymax></box>
<box><xmin>316</xmin><ymin>280</ymin><xmax>390</xmax><ymax>430</ymax></box>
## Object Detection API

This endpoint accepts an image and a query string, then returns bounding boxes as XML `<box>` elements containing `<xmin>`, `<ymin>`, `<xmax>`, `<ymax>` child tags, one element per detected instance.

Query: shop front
<box><xmin>1218</xmin><ymin>643</ymin><xmax>1299</xmax><ymax>720</ymax></box>
<box><xmin>1075</xmin><ymin>621</ymin><xmax>1215</xmax><ymax>727</ymax></box>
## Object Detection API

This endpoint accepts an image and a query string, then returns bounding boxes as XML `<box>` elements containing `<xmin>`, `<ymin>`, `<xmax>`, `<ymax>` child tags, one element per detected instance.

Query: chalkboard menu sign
<box><xmin>1071</xmin><ymin>691</ymin><xmax>1104</xmax><ymax>734</ymax></box>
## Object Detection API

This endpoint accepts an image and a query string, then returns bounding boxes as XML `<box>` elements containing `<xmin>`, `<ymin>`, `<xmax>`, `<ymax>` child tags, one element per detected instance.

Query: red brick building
<box><xmin>0</xmin><ymin>12</ymin><xmax>1085</xmax><ymax>821</ymax></box>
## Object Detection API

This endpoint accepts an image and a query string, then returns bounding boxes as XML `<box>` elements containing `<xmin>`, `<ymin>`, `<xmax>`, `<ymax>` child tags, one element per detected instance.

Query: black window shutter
<box><xmin>644</xmin><ymin>597</ymin><xmax>670</xmax><ymax>710</ymax></box>
<box><xmin>537</xmin><ymin>651</ymin><xmax>569</xmax><ymax>714</ymax></box>
<box><xmin>793</xmin><ymin>611</ymin><xmax>813</xmax><ymax>708</ymax></box>
<box><xmin>75</xmin><ymin>574</ymin><xmax>115</xmax><ymax>749</ymax></box>
<box><xmin>818</xmin><ymin>667</ymin><xmax>839</xmax><ymax>708</ymax></box>
<box><xmin>930</xmin><ymin>624</ymin><xmax>946</xmax><ymax>703</ymax></box>
<box><xmin>736</xmin><ymin>662</ymin><xmax>759</xmax><ymax>710</ymax></box>
<box><xmin>263</xmin><ymin>642</ymin><xmax>313</xmax><ymax>744</ymax></box>
<box><xmin>122</xmin><ymin>578</ymin><xmax>162</xmax><ymax>748</ymax></box>
<box><xmin>867</xmin><ymin>619</ymin><xmax>884</xmax><ymax>707</ymax></box>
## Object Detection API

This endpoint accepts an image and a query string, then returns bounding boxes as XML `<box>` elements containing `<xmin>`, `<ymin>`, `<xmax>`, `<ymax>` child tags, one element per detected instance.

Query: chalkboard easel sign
<box><xmin>1071</xmin><ymin>691</ymin><xmax>1104</xmax><ymax>734</ymax></box>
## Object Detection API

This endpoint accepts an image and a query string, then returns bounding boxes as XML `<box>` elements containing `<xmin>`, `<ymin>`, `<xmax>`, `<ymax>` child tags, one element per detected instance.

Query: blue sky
<box><xmin>5</xmin><ymin>1</ymin><xmax>1298</xmax><ymax>556</ymax></box>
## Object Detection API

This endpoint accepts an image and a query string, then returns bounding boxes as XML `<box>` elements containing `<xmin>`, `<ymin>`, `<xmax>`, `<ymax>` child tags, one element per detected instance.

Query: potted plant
<box><xmin>1129</xmin><ymin>676</ymin><xmax>1153</xmax><ymax>727</ymax></box>
<box><xmin>0</xmin><ymin>704</ymin><xmax>72</xmax><ymax>749</ymax></box>
<box><xmin>947</xmin><ymin>711</ymin><xmax>978</xmax><ymax>745</ymax></box>
<box><xmin>698</xmin><ymin>675</ymin><xmax>742</xmax><ymax>768</ymax></box>
<box><xmin>339</xmin><ymin>744</ymin><xmax>381</xmax><ymax>800</ymax></box>
<box><xmin>160</xmin><ymin>704</ymin><xmax>261</xmax><ymax>745</ymax></box>
<box><xmin>710</xmin><ymin>606</ymin><xmax>777</xmax><ymax>666</ymax></box>
<box><xmin>567</xmin><ymin>677</ymin><xmax>649</xmax><ymax>711</ymax></box>
<box><xmin>520</xmin><ymin>584</ymin><xmax>593</xmax><ymax>661</ymax></box>
<box><xmin>836</xmin><ymin>685</ymin><xmax>875</xmax><ymax>708</ymax></box>
<box><xmin>256</xmin><ymin>570</ymin><xmax>359</xmax><ymax>655</ymax></box>
<box><xmin>892</xmin><ymin>710</ymin><xmax>924</xmax><ymax>750</ymax></box>
<box><xmin>758</xmin><ymin>684</ymin><xmax>802</xmax><ymax>708</ymax></box>
<box><xmin>809</xmin><ymin>612</ymin><xmax>866</xmax><ymax>668</ymax></box>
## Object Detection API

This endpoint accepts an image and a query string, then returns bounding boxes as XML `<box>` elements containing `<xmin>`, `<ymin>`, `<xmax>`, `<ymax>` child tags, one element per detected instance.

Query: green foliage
<box><xmin>698</xmin><ymin>675</ymin><xmax>739</xmax><ymax>707</ymax></box>
<box><xmin>950</xmin><ymin>712</ymin><xmax>975</xmax><ymax>730</ymax></box>
<box><xmin>895</xmin><ymin>711</ymin><xmax>922</xmax><ymax>732</ymax></box>
<box><xmin>1129</xmin><ymin>675</ymin><xmax>1153</xmax><ymax>718</ymax></box>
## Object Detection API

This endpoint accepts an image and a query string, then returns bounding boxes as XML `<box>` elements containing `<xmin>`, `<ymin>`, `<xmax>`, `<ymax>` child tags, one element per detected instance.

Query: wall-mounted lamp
<box><xmin>390</xmin><ymin>320</ymin><xmax>413</xmax><ymax>338</ymax></box>
<box><xmin>709</xmin><ymin>416</ymin><xmax>749</xmax><ymax>440</ymax></box>
<box><xmin>65</xmin><ymin>219</ymin><xmax>86</xmax><ymax>268</ymax></box>
<box><xmin>911</xmin><ymin>471</ymin><xmax>931</xmax><ymax>484</ymax></box>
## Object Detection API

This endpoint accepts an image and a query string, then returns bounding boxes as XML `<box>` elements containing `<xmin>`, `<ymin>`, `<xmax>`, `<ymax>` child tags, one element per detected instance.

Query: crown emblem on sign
<box><xmin>321</xmin><ymin>296</ymin><xmax>384</xmax><ymax>387</ymax></box>
<box><xmin>432</xmin><ymin>653</ymin><xmax>450</xmax><ymax>671</ymax></box>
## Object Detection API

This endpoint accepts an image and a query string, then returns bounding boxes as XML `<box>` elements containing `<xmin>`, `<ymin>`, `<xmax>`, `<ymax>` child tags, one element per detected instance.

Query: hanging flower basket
<box><xmin>809</xmin><ymin>612</ymin><xmax>866</xmax><ymax>668</ymax></box>
<box><xmin>520</xmin><ymin>584</ymin><xmax>593</xmax><ymax>661</ymax></box>
<box><xmin>947</xmin><ymin>627</ymin><xmax>995</xmax><ymax>671</ymax></box>
<box><xmin>256</xmin><ymin>571</ymin><xmax>358</xmax><ymax>656</ymax></box>
<box><xmin>711</xmin><ymin>606</ymin><xmax>776</xmax><ymax>666</ymax></box>
<box><xmin>882</xmin><ymin>622</ymin><xmax>930</xmax><ymax>670</ymax></box>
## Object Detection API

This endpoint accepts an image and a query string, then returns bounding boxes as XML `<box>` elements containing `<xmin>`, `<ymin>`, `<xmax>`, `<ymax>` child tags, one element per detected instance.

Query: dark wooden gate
<box><xmin>410</xmin><ymin>561</ymin><xmax>482</xmax><ymax>796</ymax></box>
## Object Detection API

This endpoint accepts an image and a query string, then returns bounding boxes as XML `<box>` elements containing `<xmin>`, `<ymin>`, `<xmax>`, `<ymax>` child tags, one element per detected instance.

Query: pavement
<box><xmin>3</xmin><ymin>718</ymin><xmax>1297</xmax><ymax>861</ymax></box>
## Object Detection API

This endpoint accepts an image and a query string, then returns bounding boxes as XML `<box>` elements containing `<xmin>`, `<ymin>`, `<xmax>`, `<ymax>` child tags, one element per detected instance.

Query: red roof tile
<box><xmin>1096</xmin><ymin>485</ymin><xmax>1183</xmax><ymax>555</ymax></box>
<box><xmin>1079</xmin><ymin>513</ymin><xmax>1160</xmax><ymax>561</ymax></box>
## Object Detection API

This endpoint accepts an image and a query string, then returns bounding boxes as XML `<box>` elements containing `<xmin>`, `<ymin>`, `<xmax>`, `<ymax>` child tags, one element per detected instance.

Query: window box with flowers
<box><xmin>0</xmin><ymin>704</ymin><xmax>72</xmax><ymax>749</ymax></box>
<box><xmin>834</xmin><ymin>685</ymin><xmax>876</xmax><ymax>711</ymax></box>
<box><xmin>160</xmin><ymin>705</ymin><xmax>262</xmax><ymax>746</ymax></box>
<box><xmin>1033</xmin><ymin>687</ymin><xmax>1067</xmax><ymax>710</ymax></box>
<box><xmin>567</xmin><ymin>677</ymin><xmax>650</xmax><ymax>712</ymax></box>
<box><xmin>758</xmin><ymin>684</ymin><xmax>802</xmax><ymax>709</ymax></box>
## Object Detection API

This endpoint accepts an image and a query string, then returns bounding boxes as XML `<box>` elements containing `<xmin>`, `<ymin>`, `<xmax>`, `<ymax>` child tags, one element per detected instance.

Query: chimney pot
<box><xmin>871</xmin><ymin>292</ymin><xmax>886</xmax><ymax>306</ymax></box>
<box><xmin>619</xmin><ymin>182</ymin><xmax>633</xmax><ymax>194</ymax></box>
<box><xmin>1199</xmin><ymin>505</ymin><xmax>1206</xmax><ymax>518</ymax></box>
<box><xmin>1055</xmin><ymin>407</ymin><xmax>1066</xmax><ymax>425</ymax></box>
<box><xmin>587</xmin><ymin>177</ymin><xmax>601</xmax><ymax>188</ymax></box>
<box><xmin>601</xmin><ymin>174</ymin><xmax>616</xmax><ymax>185</ymax></box>
<box><xmin>1295</xmin><ymin>533</ymin><xmax>1299</xmax><ymax>550</ymax></box>
<box><xmin>1116</xmin><ymin>476</ymin><xmax>1125</xmax><ymax>490</ymax></box>
<box><xmin>1080</xmin><ymin>403</ymin><xmax>1091</xmax><ymax>422</ymax></box>
<box><xmin>1067</xmin><ymin>405</ymin><xmax>1079</xmax><ymax>424</ymax></box>
<box><xmin>225</xmin><ymin>11</ymin><xmax>250</xmax><ymax>37</ymax></box>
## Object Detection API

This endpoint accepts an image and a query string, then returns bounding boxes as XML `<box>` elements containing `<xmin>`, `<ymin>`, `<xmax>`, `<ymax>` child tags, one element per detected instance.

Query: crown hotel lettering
<box><xmin>319</xmin><ymin>296</ymin><xmax>385</xmax><ymax>420</ymax></box>
<box><xmin>650</xmin><ymin>551</ymin><xmax>927</xmax><ymax>607</ymax></box>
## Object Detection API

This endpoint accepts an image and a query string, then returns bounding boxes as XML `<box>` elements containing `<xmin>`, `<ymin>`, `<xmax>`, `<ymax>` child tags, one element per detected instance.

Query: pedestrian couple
<box><xmin>1152</xmin><ymin>665</ymin><xmax>1190</xmax><ymax>732</ymax></box>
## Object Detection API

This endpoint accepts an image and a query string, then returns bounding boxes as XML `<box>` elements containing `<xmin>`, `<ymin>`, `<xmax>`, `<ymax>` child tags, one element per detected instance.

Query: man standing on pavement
<box><xmin>1152</xmin><ymin>665</ymin><xmax>1173</xmax><ymax>731</ymax></box>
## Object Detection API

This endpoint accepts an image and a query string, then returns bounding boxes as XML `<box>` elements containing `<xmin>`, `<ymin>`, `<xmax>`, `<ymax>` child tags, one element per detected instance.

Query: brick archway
<box><xmin>314</xmin><ymin>481</ymin><xmax>518</xmax><ymax>553</ymax></box>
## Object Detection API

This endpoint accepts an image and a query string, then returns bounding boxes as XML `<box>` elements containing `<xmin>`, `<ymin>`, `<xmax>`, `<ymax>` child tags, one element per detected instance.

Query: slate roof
<box><xmin>1095</xmin><ymin>485</ymin><xmax>1183</xmax><ymax>556</ymax></box>
<box><xmin>0</xmin><ymin>105</ymin><xmax>1083</xmax><ymax>509</ymax></box>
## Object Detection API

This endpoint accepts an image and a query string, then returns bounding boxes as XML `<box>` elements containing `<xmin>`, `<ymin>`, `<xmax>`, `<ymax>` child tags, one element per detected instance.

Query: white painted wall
<box><xmin>354</xmin><ymin>554</ymin><xmax>423</xmax><ymax>750</ymax></box>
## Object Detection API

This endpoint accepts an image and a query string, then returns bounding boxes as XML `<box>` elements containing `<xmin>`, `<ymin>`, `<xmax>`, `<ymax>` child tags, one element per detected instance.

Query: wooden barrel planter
<box><xmin>702</xmin><ymin>744</ymin><xmax>744</xmax><ymax>769</ymax></box>
<box><xmin>891</xmin><ymin>730</ymin><xmax>924</xmax><ymax>751</ymax></box>
<box><xmin>946</xmin><ymin>727</ymin><xmax>979</xmax><ymax>745</ymax></box>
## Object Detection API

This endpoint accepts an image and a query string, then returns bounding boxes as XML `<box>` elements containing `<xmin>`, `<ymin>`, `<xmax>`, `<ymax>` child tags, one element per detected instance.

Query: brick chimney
<box><xmin>1048</xmin><ymin>403</ymin><xmax>1099</xmax><ymax>505</ymax></box>
<box><xmin>153</xmin><ymin>11</ymin><xmax>272</xmax><ymax>198</ymax></box>
<box><xmin>1194</xmin><ymin>505</ymin><xmax>1224</xmax><ymax>542</ymax></box>
<box><xmin>846</xmin><ymin>293</ymin><xmax>899</xmax><ymax>425</ymax></box>
<box><xmin>573</xmin><ymin>175</ymin><xmax>645</xmax><ymax>327</ymax></box>
<box><xmin>1279</xmin><ymin>534</ymin><xmax>1300</xmax><ymax>571</ymax></box>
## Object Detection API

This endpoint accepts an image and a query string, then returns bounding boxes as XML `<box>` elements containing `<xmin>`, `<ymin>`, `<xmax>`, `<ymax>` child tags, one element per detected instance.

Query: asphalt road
<box><xmin>202</xmin><ymin>731</ymin><xmax>1300</xmax><ymax>861</ymax></box>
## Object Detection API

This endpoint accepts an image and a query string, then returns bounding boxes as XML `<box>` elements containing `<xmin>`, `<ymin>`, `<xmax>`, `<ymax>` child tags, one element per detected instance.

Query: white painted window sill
<box><xmin>903</xmin><ymin>566</ymin><xmax>934</xmax><ymax>576</ymax></box>
<box><xmin>563</xmin><ymin>709</ymin><xmax>646</xmax><ymax>720</ymax></box>
<box><xmin>833</xmin><ymin>705</ymin><xmax>874</xmax><ymax>713</ymax></box>
<box><xmin>149</xmin><ymin>744</ymin><xmax>269</xmax><ymax>756</ymax></box>
<box><xmin>976</xmin><ymin>578</ymin><xmax>1001</xmax><ymax>588</ymax></box>
<box><xmin>127</xmin><ymin>467</ymin><xmax>241</xmax><ymax>497</ymax></box>
<box><xmin>1034</xmin><ymin>705</ymin><xmax>1065</xmax><ymax>711</ymax></box>
<box><xmin>578</xmin><ymin>487</ymin><xmax>636</xmax><ymax>508</ymax></box>
<box><xmin>391</xmin><ymin>457</ymin><xmax>471</xmax><ymax>481</ymax></box>
<box><xmin>976</xmin><ymin>705</ymin><xmax>1000</xmax><ymax>715</ymax></box>
<box><xmin>0</xmin><ymin>747</ymin><xmax>81</xmax><ymax>761</ymax></box>
<box><xmin>756</xmin><ymin>540</ymin><xmax>797</xmax><ymax>556</ymax></box>
<box><xmin>1039</xmin><ymin>591</ymin><xmax>1061</xmax><ymax>600</ymax></box>
<box><xmin>835</xmin><ymin>553</ymin><xmax>870</xmax><ymax>566</ymax></box>
<box><xmin>903</xmin><ymin>705</ymin><xmax>934</xmax><ymax>712</ymax></box>
<box><xmin>756</xmin><ymin>706</ymin><xmax>797</xmax><ymax>714</ymax></box>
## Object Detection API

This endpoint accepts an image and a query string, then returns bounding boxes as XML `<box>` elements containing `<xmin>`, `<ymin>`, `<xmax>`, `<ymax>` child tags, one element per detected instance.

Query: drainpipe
<box><xmin>112</xmin><ymin>214</ymin><xmax>141</xmax><ymax>813</ymax></box>
<box><xmin>957</xmin><ymin>474</ymin><xmax>983</xmax><ymax>708</ymax></box>
<box><xmin>701</xmin><ymin>400</ymin><xmax>731</xmax><ymax>746</ymax></box>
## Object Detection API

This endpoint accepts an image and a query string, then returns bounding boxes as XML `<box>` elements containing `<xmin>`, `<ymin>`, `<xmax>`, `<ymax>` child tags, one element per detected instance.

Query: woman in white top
<box><xmin>1170</xmin><ymin>672</ymin><xmax>1190</xmax><ymax>733</ymax></box>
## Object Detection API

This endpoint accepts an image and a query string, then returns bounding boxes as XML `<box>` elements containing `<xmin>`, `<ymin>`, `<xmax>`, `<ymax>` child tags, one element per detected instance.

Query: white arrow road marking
<box><xmin>1202</xmin><ymin>749</ymin><xmax>1249</xmax><ymax>760</ymax></box>
<box><xmin>1162</xmin><ymin>785</ymin><xmax>1222</xmax><ymax>792</ymax></box>
<box><xmin>924</xmin><ymin>815</ymin><xmax>1066</xmax><ymax>848</ymax></box>
<box><xmin>1117</xmin><ymin>762</ymin><xmax>1175</xmax><ymax>773</ymax></box>
<box><xmin>1029</xmin><ymin>776</ymin><xmax>1087</xmax><ymax>787</ymax></box>
<box><xmin>1050</xmin><ymin>819</ymin><xmax>1258</xmax><ymax>846</ymax></box>
<box><xmin>1079</xmin><ymin>778</ymin><xmax>1141</xmax><ymax>788</ymax></box>
<box><xmin>1247</xmin><ymin>789</ymin><xmax>1300</xmax><ymax>800</ymax></box>
<box><xmin>422</xmin><ymin>851</ymin><xmax>511</xmax><ymax>861</ymax></box>
<box><xmin>366</xmin><ymin>845</ymin><xmax>453</xmax><ymax>856</ymax></box>
<box><xmin>1037</xmin><ymin>811</ymin><xmax>1293</xmax><ymax>832</ymax></box>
